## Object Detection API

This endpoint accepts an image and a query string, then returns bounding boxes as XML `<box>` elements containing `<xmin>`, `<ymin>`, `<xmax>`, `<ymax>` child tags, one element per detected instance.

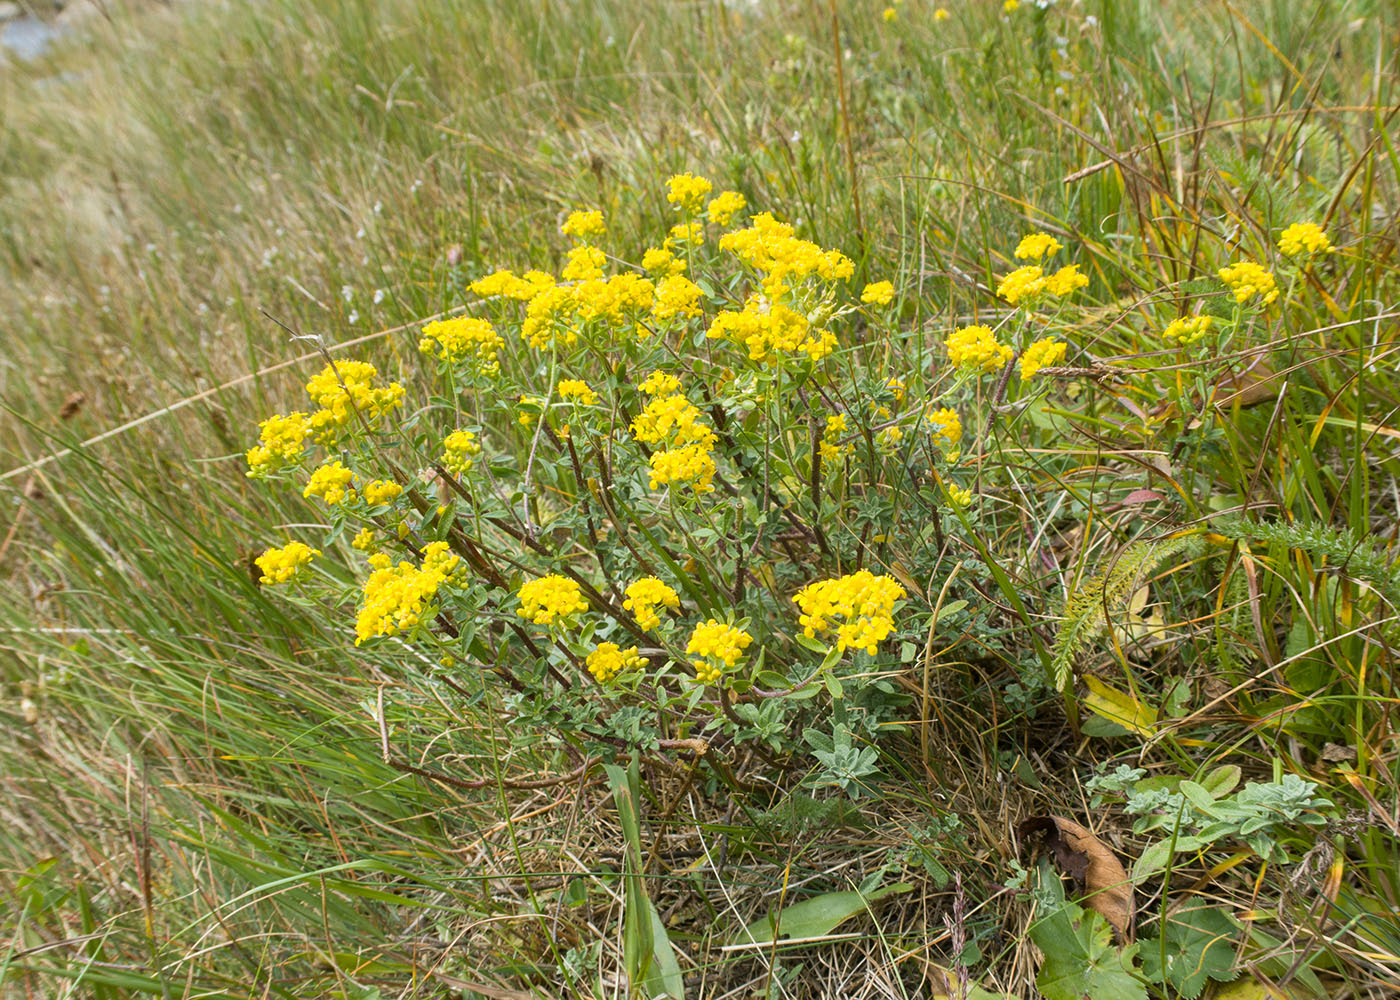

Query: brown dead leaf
<box><xmin>1019</xmin><ymin>815</ymin><xmax>1135</xmax><ymax>941</ymax></box>
<box><xmin>1213</xmin><ymin>358</ymin><xmax>1280</xmax><ymax>409</ymax></box>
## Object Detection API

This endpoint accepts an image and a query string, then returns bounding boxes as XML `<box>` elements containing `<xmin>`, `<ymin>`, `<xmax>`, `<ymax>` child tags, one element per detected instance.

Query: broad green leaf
<box><xmin>1140</xmin><ymin>904</ymin><xmax>1237</xmax><ymax>999</ymax></box>
<box><xmin>1082</xmin><ymin>676</ymin><xmax>1157</xmax><ymax>737</ymax></box>
<box><xmin>1031</xmin><ymin>866</ymin><xmax>1146</xmax><ymax>1000</ymax></box>
<box><xmin>732</xmin><ymin>883</ymin><xmax>912</xmax><ymax>945</ymax></box>
<box><xmin>1133</xmin><ymin>835</ymin><xmax>1210</xmax><ymax>880</ymax></box>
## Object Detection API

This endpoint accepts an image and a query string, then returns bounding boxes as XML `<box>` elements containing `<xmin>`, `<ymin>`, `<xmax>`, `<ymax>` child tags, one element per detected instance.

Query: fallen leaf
<box><xmin>1082</xmin><ymin>676</ymin><xmax>1158</xmax><ymax>737</ymax></box>
<box><xmin>917</xmin><ymin>961</ymin><xmax>1015</xmax><ymax>1000</ymax></box>
<box><xmin>1019</xmin><ymin>816</ymin><xmax>1135</xmax><ymax>941</ymax></box>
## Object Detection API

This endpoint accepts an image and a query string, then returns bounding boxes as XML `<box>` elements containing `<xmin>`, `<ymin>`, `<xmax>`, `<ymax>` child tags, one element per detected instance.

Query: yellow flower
<box><xmin>586</xmin><ymin>642</ymin><xmax>648</xmax><ymax>683</ymax></box>
<box><xmin>362</xmin><ymin>479</ymin><xmax>403</xmax><ymax>506</ymax></box>
<box><xmin>706</xmin><ymin>190</ymin><xmax>747</xmax><ymax>226</ymax></box>
<box><xmin>1019</xmin><ymin>337</ymin><xmax>1068</xmax><ymax>379</ymax></box>
<box><xmin>666</xmin><ymin>172</ymin><xmax>714</xmax><ymax>214</ymax></box>
<box><xmin>255</xmin><ymin>541</ymin><xmax>319</xmax><ymax>585</ymax></box>
<box><xmin>648</xmin><ymin>442</ymin><xmax>717</xmax><ymax>492</ymax></box>
<box><xmin>623</xmin><ymin>577</ymin><xmax>681</xmax><ymax>631</ymax></box>
<box><xmin>934</xmin><ymin>8</ymin><xmax>949</xmax><ymax>21</ymax></box>
<box><xmin>245</xmin><ymin>411</ymin><xmax>310</xmax><ymax>476</ymax></box>
<box><xmin>303</xmin><ymin>360</ymin><xmax>405</xmax><ymax>442</ymax></box>
<box><xmin>877</xmin><ymin>424</ymin><xmax>904</xmax><ymax>452</ymax></box>
<box><xmin>351</xmin><ymin>527</ymin><xmax>377</xmax><ymax>551</ymax></box>
<box><xmin>946</xmin><ymin>324</ymin><xmax>1013</xmax><ymax>373</ymax></box>
<box><xmin>516</xmin><ymin>574</ymin><xmax>589</xmax><ymax>626</ymax></box>
<box><xmin>882</xmin><ymin>6</ymin><xmax>897</xmax><ymax>21</ymax></box>
<box><xmin>686</xmin><ymin>619</ymin><xmax>753</xmax><ymax>684</ymax></box>
<box><xmin>861</xmin><ymin>280</ymin><xmax>895</xmax><ymax>305</ymax></box>
<box><xmin>418</xmin><ymin>316</ymin><xmax>503</xmax><ymax>375</ymax></box>
<box><xmin>562</xmin><ymin>245</ymin><xmax>606</xmax><ymax>281</ymax></box>
<box><xmin>718</xmin><ymin>213</ymin><xmax>853</xmax><ymax>293</ymax></box>
<box><xmin>996</xmin><ymin>265</ymin><xmax>1046</xmax><ymax>306</ymax></box>
<box><xmin>442</xmin><ymin>429</ymin><xmax>482</xmax><ymax>475</ymax></box>
<box><xmin>1004</xmin><ymin>0</ymin><xmax>1020</xmax><ymax>11</ymax></box>
<box><xmin>793</xmin><ymin>571</ymin><xmax>906</xmax><ymax>656</ymax></box>
<box><xmin>925</xmin><ymin>407</ymin><xmax>962</xmax><ymax>451</ymax></box>
<box><xmin>1218</xmin><ymin>259</ymin><xmax>1279</xmax><ymax>305</ymax></box>
<box><xmin>557</xmin><ymin>378</ymin><xmax>598</xmax><ymax>405</ymax></box>
<box><xmin>631</xmin><ymin>394</ymin><xmax>717</xmax><ymax>448</ymax></box>
<box><xmin>883</xmin><ymin>377</ymin><xmax>905</xmax><ymax>403</ymax></box>
<box><xmin>471</xmin><ymin>269</ymin><xmax>556</xmax><ymax>301</ymax></box>
<box><xmin>638</xmin><ymin>370</ymin><xmax>682</xmax><ymax>396</ymax></box>
<box><xmin>707</xmin><ymin>298</ymin><xmax>837</xmax><ymax>364</ymax></box>
<box><xmin>667</xmin><ymin>221</ymin><xmax>705</xmax><ymax>246</ymax></box>
<box><xmin>820</xmin><ymin>413</ymin><xmax>851</xmax><ymax>463</ymax></box>
<box><xmin>355</xmin><ymin>541</ymin><xmax>460</xmax><ymax>644</ymax></box>
<box><xmin>1044</xmin><ymin>264</ymin><xmax>1089</xmax><ymax>298</ymax></box>
<box><xmin>1277</xmin><ymin>222</ymin><xmax>1332</xmax><ymax>257</ymax></box>
<box><xmin>1162</xmin><ymin>315</ymin><xmax>1213</xmax><ymax>345</ymax></box>
<box><xmin>1014</xmin><ymin>232</ymin><xmax>1062</xmax><ymax>261</ymax></box>
<box><xmin>642</xmin><ymin>246</ymin><xmax>686</xmax><ymax>276</ymax></box>
<box><xmin>303</xmin><ymin>461</ymin><xmax>357</xmax><ymax>505</ymax></box>
<box><xmin>561</xmin><ymin>209</ymin><xmax>605</xmax><ymax>240</ymax></box>
<box><xmin>653</xmin><ymin>274</ymin><xmax>704</xmax><ymax>320</ymax></box>
<box><xmin>947</xmin><ymin>484</ymin><xmax>972</xmax><ymax>509</ymax></box>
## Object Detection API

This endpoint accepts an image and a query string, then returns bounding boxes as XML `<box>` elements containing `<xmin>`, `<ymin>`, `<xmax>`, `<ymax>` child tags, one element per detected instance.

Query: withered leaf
<box><xmin>1019</xmin><ymin>815</ymin><xmax>1135</xmax><ymax>942</ymax></box>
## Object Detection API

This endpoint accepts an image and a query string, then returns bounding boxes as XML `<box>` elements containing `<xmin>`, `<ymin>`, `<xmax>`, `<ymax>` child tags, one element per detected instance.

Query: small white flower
<box><xmin>341</xmin><ymin>285</ymin><xmax>354</xmax><ymax>303</ymax></box>
<box><xmin>356</xmin><ymin>227</ymin><xmax>367</xmax><ymax>239</ymax></box>
<box><xmin>348</xmin><ymin>310</ymin><xmax>360</xmax><ymax>324</ymax></box>
<box><xmin>373</xmin><ymin>289</ymin><xmax>385</xmax><ymax>304</ymax></box>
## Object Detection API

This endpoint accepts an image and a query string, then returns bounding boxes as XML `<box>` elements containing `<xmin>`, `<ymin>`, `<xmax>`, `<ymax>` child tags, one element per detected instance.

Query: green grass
<box><xmin>2</xmin><ymin>0</ymin><xmax>1399</xmax><ymax>997</ymax></box>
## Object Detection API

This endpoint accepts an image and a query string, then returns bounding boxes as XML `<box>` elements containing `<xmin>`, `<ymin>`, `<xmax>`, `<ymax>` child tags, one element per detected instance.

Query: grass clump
<box><xmin>3</xmin><ymin>1</ymin><xmax>1400</xmax><ymax>998</ymax></box>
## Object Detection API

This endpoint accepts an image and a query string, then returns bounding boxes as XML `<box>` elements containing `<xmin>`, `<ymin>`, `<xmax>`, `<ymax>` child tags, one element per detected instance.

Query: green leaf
<box><xmin>1199</xmin><ymin>765</ymin><xmax>1242</xmax><ymax>799</ymax></box>
<box><xmin>1140</xmin><ymin>903</ymin><xmax>1238</xmax><ymax>999</ymax></box>
<box><xmin>1030</xmin><ymin>867</ymin><xmax>1146</xmax><ymax>1000</ymax></box>
<box><xmin>732</xmin><ymin>883</ymin><xmax>912</xmax><ymax>945</ymax></box>
<box><xmin>643</xmin><ymin>898</ymin><xmax>687</xmax><ymax>1000</ymax></box>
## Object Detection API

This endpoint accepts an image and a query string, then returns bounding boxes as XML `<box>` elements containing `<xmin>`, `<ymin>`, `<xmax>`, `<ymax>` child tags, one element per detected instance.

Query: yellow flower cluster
<box><xmin>303</xmin><ymin>461</ymin><xmax>356</xmax><ymax>505</ymax></box>
<box><xmin>642</xmin><ymin>246</ymin><xmax>686</xmax><ymax>276</ymax></box>
<box><xmin>1019</xmin><ymin>337</ymin><xmax>1067</xmax><ymax>379</ymax></box>
<box><xmin>668</xmin><ymin>221</ymin><xmax>705</xmax><ymax>246</ymax></box>
<box><xmin>255</xmin><ymin>541</ymin><xmax>319</xmax><ymax>584</ymax></box>
<box><xmin>1014</xmin><ymin>232</ymin><xmax>1062</xmax><ymax>261</ymax></box>
<box><xmin>245</xmin><ymin>411</ymin><xmax>311</xmax><ymax>476</ymax></box>
<box><xmin>586</xmin><ymin>642</ymin><xmax>648</xmax><ymax>683</ymax></box>
<box><xmin>470</xmin><ymin>269</ymin><xmax>555</xmax><ymax>301</ymax></box>
<box><xmin>718</xmin><ymin>212</ymin><xmax>854</xmax><ymax>298</ymax></box>
<box><xmin>563</xmin><ymin>245</ymin><xmax>607</xmax><ymax>281</ymax></box>
<box><xmin>947</xmin><ymin>484</ymin><xmax>972</xmax><ymax>508</ymax></box>
<box><xmin>557</xmin><ymin>379</ymin><xmax>598</xmax><ymax>405</ymax></box>
<box><xmin>820</xmin><ymin>413</ymin><xmax>851</xmax><ymax>463</ymax></box>
<box><xmin>1163</xmin><ymin>315</ymin><xmax>1213</xmax><ymax>345</ymax></box>
<box><xmin>707</xmin><ymin>190</ymin><xmax>747</xmax><ymax>226</ymax></box>
<box><xmin>925</xmin><ymin>407</ymin><xmax>962</xmax><ymax>452</ymax></box>
<box><xmin>707</xmin><ymin>299</ymin><xmax>836</xmax><ymax>363</ymax></box>
<box><xmin>623</xmin><ymin>577</ymin><xmax>680</xmax><ymax>631</ymax></box>
<box><xmin>666</xmin><ymin>173</ymin><xmax>713</xmax><ymax>214</ymax></box>
<box><xmin>654</xmin><ymin>274</ymin><xmax>704</xmax><ymax>319</ymax></box>
<box><xmin>946</xmin><ymin>325</ymin><xmax>1013</xmax><ymax>373</ymax></box>
<box><xmin>1218</xmin><ymin>260</ymin><xmax>1279</xmax><ymax>305</ymax></box>
<box><xmin>1278</xmin><ymin>222</ymin><xmax>1331</xmax><ymax>257</ymax></box>
<box><xmin>351</xmin><ymin>527</ymin><xmax>376</xmax><ymax>551</ymax></box>
<box><xmin>355</xmin><ymin>541</ymin><xmax>460</xmax><ymax>645</ymax></box>
<box><xmin>861</xmin><ymin>280</ymin><xmax>895</xmax><ymax>305</ymax></box>
<box><xmin>882</xmin><ymin>7</ymin><xmax>896</xmax><ymax>22</ymax></box>
<box><xmin>516</xmin><ymin>574</ymin><xmax>589</xmax><ymax>626</ymax></box>
<box><xmin>884</xmin><ymin>377</ymin><xmax>906</xmax><ymax>403</ymax></box>
<box><xmin>631</xmin><ymin>394</ymin><xmax>715</xmax><ymax>447</ymax></box>
<box><xmin>418</xmin><ymin>316</ymin><xmax>503</xmax><ymax>375</ymax></box>
<box><xmin>997</xmin><ymin>263</ymin><xmax>1088</xmax><ymax>306</ymax></box>
<box><xmin>877</xmin><ymin>423</ymin><xmax>904</xmax><ymax>452</ymax></box>
<box><xmin>793</xmin><ymin>570</ymin><xmax>906</xmax><ymax>655</ymax></box>
<box><xmin>442</xmin><ymin>429</ymin><xmax>481</xmax><ymax>475</ymax></box>
<box><xmin>686</xmin><ymin>619</ymin><xmax>753</xmax><ymax>684</ymax></box>
<box><xmin>648</xmin><ymin>443</ymin><xmax>717</xmax><ymax>492</ymax></box>
<box><xmin>639</xmin><ymin>370</ymin><xmax>682</xmax><ymax>396</ymax></box>
<box><xmin>521</xmin><ymin>284</ymin><xmax>578</xmax><ymax>349</ymax></box>
<box><xmin>934</xmin><ymin>7</ymin><xmax>949</xmax><ymax>20</ymax></box>
<box><xmin>561</xmin><ymin>209</ymin><xmax>605</xmax><ymax>239</ymax></box>
<box><xmin>303</xmin><ymin>360</ymin><xmax>405</xmax><ymax>442</ymax></box>
<box><xmin>362</xmin><ymin>479</ymin><xmax>402</xmax><ymax>506</ymax></box>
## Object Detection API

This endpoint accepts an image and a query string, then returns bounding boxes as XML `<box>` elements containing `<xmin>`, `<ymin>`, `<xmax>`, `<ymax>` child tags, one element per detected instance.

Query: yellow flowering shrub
<box><xmin>946</xmin><ymin>325</ymin><xmax>1014</xmax><ymax>372</ymax></box>
<box><xmin>793</xmin><ymin>571</ymin><xmax>906</xmax><ymax>655</ymax></box>
<box><xmin>517</xmin><ymin>574</ymin><xmax>589</xmax><ymax>627</ymax></box>
<box><xmin>623</xmin><ymin>577</ymin><xmax>680</xmax><ymax>631</ymax></box>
